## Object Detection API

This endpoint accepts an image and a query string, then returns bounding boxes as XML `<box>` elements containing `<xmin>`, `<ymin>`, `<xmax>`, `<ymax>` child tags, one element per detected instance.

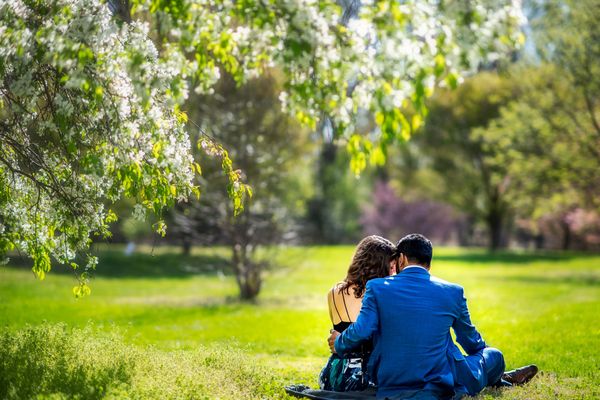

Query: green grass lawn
<box><xmin>1</xmin><ymin>245</ymin><xmax>599</xmax><ymax>399</ymax></box>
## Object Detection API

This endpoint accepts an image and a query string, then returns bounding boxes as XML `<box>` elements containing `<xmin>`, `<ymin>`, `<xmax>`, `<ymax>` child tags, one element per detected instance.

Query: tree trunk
<box><xmin>485</xmin><ymin>187</ymin><xmax>510</xmax><ymax>251</ymax></box>
<box><xmin>182</xmin><ymin>236</ymin><xmax>192</xmax><ymax>256</ymax></box>
<box><xmin>486</xmin><ymin>201</ymin><xmax>508</xmax><ymax>252</ymax></box>
<box><xmin>108</xmin><ymin>0</ymin><xmax>132</xmax><ymax>23</ymax></box>
<box><xmin>457</xmin><ymin>216</ymin><xmax>475</xmax><ymax>247</ymax></box>
<box><xmin>487</xmin><ymin>214</ymin><xmax>503</xmax><ymax>251</ymax></box>
<box><xmin>560</xmin><ymin>220</ymin><xmax>572</xmax><ymax>250</ymax></box>
<box><xmin>534</xmin><ymin>234</ymin><xmax>545</xmax><ymax>250</ymax></box>
<box><xmin>232</xmin><ymin>243</ymin><xmax>262</xmax><ymax>301</ymax></box>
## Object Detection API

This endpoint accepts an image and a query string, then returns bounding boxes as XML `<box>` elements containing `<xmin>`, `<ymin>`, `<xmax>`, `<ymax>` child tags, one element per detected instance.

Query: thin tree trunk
<box><xmin>534</xmin><ymin>234</ymin><xmax>545</xmax><ymax>250</ymax></box>
<box><xmin>182</xmin><ymin>236</ymin><xmax>192</xmax><ymax>256</ymax></box>
<box><xmin>457</xmin><ymin>216</ymin><xmax>475</xmax><ymax>247</ymax></box>
<box><xmin>487</xmin><ymin>213</ymin><xmax>503</xmax><ymax>251</ymax></box>
<box><xmin>486</xmin><ymin>187</ymin><xmax>510</xmax><ymax>251</ymax></box>
<box><xmin>107</xmin><ymin>0</ymin><xmax>131</xmax><ymax>23</ymax></box>
<box><xmin>232</xmin><ymin>242</ymin><xmax>261</xmax><ymax>301</ymax></box>
<box><xmin>486</xmin><ymin>200</ymin><xmax>507</xmax><ymax>252</ymax></box>
<box><xmin>561</xmin><ymin>220</ymin><xmax>572</xmax><ymax>250</ymax></box>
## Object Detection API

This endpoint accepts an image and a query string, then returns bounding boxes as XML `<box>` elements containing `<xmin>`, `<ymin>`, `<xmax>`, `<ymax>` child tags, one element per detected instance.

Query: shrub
<box><xmin>0</xmin><ymin>324</ymin><xmax>287</xmax><ymax>399</ymax></box>
<box><xmin>0</xmin><ymin>324</ymin><xmax>134</xmax><ymax>399</ymax></box>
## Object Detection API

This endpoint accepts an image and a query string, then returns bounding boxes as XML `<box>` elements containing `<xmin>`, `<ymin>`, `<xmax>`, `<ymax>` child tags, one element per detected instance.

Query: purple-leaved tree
<box><xmin>361</xmin><ymin>181</ymin><xmax>463</xmax><ymax>244</ymax></box>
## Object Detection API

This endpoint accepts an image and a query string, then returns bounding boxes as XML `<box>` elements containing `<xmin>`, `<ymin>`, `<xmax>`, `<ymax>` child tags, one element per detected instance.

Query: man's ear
<box><xmin>398</xmin><ymin>253</ymin><xmax>407</xmax><ymax>270</ymax></box>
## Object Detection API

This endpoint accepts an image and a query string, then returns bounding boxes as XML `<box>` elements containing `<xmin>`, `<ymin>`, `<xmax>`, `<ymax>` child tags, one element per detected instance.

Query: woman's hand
<box><xmin>328</xmin><ymin>329</ymin><xmax>340</xmax><ymax>353</ymax></box>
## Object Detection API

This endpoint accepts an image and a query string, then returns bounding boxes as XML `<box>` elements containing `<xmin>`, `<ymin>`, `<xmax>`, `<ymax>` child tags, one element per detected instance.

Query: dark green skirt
<box><xmin>319</xmin><ymin>354</ymin><xmax>373</xmax><ymax>392</ymax></box>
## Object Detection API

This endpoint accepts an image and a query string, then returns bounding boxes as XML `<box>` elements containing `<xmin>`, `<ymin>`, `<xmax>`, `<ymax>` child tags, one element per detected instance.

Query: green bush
<box><xmin>0</xmin><ymin>324</ymin><xmax>134</xmax><ymax>399</ymax></box>
<box><xmin>0</xmin><ymin>324</ymin><xmax>287</xmax><ymax>399</ymax></box>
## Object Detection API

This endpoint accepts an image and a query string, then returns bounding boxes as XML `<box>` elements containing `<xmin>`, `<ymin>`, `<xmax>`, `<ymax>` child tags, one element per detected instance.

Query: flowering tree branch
<box><xmin>0</xmin><ymin>0</ymin><xmax>524</xmax><ymax>294</ymax></box>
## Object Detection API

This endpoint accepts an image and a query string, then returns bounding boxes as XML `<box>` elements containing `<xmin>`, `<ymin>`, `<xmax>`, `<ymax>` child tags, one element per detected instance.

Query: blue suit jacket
<box><xmin>334</xmin><ymin>267</ymin><xmax>487</xmax><ymax>399</ymax></box>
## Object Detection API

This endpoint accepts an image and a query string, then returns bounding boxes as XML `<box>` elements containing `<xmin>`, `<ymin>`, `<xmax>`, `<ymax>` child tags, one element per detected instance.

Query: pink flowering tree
<box><xmin>361</xmin><ymin>181</ymin><xmax>462</xmax><ymax>244</ymax></box>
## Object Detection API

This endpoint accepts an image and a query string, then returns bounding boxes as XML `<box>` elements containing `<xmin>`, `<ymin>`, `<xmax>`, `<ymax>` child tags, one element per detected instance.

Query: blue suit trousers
<box><xmin>454</xmin><ymin>347</ymin><xmax>505</xmax><ymax>399</ymax></box>
<box><xmin>382</xmin><ymin>349</ymin><xmax>505</xmax><ymax>400</ymax></box>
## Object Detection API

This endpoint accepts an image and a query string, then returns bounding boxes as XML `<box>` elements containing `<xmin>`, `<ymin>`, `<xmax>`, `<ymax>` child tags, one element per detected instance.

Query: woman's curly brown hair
<box><xmin>338</xmin><ymin>235</ymin><xmax>396</xmax><ymax>298</ymax></box>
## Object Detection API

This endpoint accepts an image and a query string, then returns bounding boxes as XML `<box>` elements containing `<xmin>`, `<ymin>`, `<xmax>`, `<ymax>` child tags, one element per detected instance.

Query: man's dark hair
<box><xmin>395</xmin><ymin>234</ymin><xmax>433</xmax><ymax>267</ymax></box>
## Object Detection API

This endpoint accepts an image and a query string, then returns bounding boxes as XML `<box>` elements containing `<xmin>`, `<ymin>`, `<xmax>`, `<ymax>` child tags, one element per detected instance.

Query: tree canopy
<box><xmin>0</xmin><ymin>0</ymin><xmax>523</xmax><ymax>292</ymax></box>
<box><xmin>407</xmin><ymin>72</ymin><xmax>519</xmax><ymax>250</ymax></box>
<box><xmin>377</xmin><ymin>0</ymin><xmax>600</xmax><ymax>251</ymax></box>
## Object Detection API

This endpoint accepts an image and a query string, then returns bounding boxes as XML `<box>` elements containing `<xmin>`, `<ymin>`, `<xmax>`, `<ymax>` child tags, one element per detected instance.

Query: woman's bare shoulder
<box><xmin>326</xmin><ymin>282</ymin><xmax>343</xmax><ymax>301</ymax></box>
<box><xmin>328</xmin><ymin>281</ymin><xmax>348</xmax><ymax>294</ymax></box>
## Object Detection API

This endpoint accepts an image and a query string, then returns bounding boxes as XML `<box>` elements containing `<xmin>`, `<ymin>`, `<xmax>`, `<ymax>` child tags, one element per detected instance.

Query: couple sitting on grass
<box><xmin>287</xmin><ymin>234</ymin><xmax>538</xmax><ymax>400</ymax></box>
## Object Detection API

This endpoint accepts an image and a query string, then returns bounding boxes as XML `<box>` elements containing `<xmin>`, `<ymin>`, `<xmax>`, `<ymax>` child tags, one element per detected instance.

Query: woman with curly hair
<box><xmin>319</xmin><ymin>235</ymin><xmax>397</xmax><ymax>392</ymax></box>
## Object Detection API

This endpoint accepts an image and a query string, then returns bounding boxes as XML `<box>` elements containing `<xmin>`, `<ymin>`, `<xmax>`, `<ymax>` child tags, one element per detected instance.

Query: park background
<box><xmin>1</xmin><ymin>0</ymin><xmax>599</xmax><ymax>399</ymax></box>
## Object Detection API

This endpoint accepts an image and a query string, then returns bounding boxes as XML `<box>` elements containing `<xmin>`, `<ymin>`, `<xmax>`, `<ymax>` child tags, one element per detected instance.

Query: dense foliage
<box><xmin>305</xmin><ymin>142</ymin><xmax>368</xmax><ymax>244</ymax></box>
<box><xmin>0</xmin><ymin>0</ymin><xmax>523</xmax><ymax>289</ymax></box>
<box><xmin>409</xmin><ymin>72</ymin><xmax>519</xmax><ymax>249</ymax></box>
<box><xmin>485</xmin><ymin>0</ymin><xmax>600</xmax><ymax>235</ymax></box>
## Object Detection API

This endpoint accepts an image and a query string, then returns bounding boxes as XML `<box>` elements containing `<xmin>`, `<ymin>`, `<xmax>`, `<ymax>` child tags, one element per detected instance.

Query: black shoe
<box><xmin>491</xmin><ymin>378</ymin><xmax>513</xmax><ymax>388</ymax></box>
<box><xmin>502</xmin><ymin>364</ymin><xmax>539</xmax><ymax>385</ymax></box>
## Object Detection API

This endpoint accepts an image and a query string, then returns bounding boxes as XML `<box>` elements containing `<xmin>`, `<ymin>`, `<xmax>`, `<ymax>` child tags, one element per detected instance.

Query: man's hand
<box><xmin>328</xmin><ymin>329</ymin><xmax>340</xmax><ymax>354</ymax></box>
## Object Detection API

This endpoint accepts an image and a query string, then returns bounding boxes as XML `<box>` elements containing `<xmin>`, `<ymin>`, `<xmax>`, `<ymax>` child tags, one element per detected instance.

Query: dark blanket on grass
<box><xmin>285</xmin><ymin>386</ymin><xmax>376</xmax><ymax>399</ymax></box>
<box><xmin>284</xmin><ymin>385</ymin><xmax>455</xmax><ymax>400</ymax></box>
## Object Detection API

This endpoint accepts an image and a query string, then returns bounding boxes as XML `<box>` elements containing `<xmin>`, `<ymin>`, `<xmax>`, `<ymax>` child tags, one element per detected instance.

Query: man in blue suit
<box><xmin>328</xmin><ymin>234</ymin><xmax>537</xmax><ymax>399</ymax></box>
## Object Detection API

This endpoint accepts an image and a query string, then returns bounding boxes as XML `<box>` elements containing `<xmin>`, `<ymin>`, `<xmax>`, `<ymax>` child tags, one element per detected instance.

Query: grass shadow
<box><xmin>499</xmin><ymin>273</ymin><xmax>600</xmax><ymax>287</ymax></box>
<box><xmin>5</xmin><ymin>248</ymin><xmax>233</xmax><ymax>279</ymax></box>
<box><xmin>435</xmin><ymin>250</ymin><xmax>577</xmax><ymax>265</ymax></box>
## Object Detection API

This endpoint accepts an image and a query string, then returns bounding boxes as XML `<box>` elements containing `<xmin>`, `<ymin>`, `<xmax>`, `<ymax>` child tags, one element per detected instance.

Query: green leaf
<box><xmin>445</xmin><ymin>73</ymin><xmax>459</xmax><ymax>89</ymax></box>
<box><xmin>72</xmin><ymin>283</ymin><xmax>91</xmax><ymax>298</ymax></box>
<box><xmin>369</xmin><ymin>146</ymin><xmax>386</xmax><ymax>166</ymax></box>
<box><xmin>434</xmin><ymin>54</ymin><xmax>446</xmax><ymax>77</ymax></box>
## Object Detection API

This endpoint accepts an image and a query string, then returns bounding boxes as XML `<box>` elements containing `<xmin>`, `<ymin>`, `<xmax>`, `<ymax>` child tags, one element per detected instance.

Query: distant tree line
<box><xmin>376</xmin><ymin>0</ymin><xmax>600</xmax><ymax>251</ymax></box>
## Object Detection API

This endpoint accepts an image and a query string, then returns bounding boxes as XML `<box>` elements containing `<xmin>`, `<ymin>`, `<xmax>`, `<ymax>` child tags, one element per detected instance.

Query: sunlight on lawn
<box><xmin>1</xmin><ymin>246</ymin><xmax>598</xmax><ymax>399</ymax></box>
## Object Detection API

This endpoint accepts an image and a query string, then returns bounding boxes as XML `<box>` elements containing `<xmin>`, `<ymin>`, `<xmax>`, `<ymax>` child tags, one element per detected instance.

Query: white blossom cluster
<box><xmin>0</xmin><ymin>0</ymin><xmax>194</xmax><ymax>285</ymax></box>
<box><xmin>148</xmin><ymin>0</ymin><xmax>524</xmax><ymax>169</ymax></box>
<box><xmin>346</xmin><ymin>0</ymin><xmax>525</xmax><ymax>127</ymax></box>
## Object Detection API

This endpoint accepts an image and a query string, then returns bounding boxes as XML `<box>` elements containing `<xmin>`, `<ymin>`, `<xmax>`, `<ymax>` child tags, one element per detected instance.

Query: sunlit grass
<box><xmin>1</xmin><ymin>246</ymin><xmax>598</xmax><ymax>399</ymax></box>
